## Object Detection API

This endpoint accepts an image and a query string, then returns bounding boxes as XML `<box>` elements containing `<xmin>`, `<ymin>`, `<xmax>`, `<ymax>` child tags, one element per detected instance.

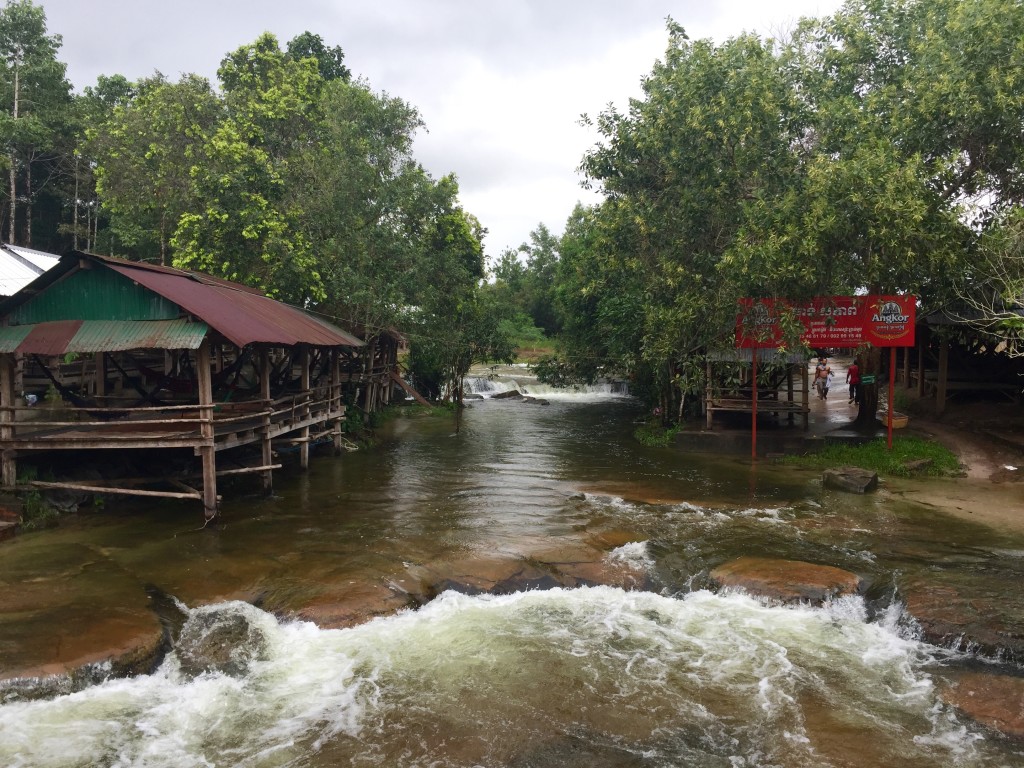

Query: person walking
<box><xmin>814</xmin><ymin>357</ymin><xmax>832</xmax><ymax>399</ymax></box>
<box><xmin>846</xmin><ymin>358</ymin><xmax>861</xmax><ymax>405</ymax></box>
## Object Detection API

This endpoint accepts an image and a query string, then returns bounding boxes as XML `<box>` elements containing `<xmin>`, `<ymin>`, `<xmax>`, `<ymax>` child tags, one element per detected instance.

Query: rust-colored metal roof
<box><xmin>5</xmin><ymin>253</ymin><xmax>363</xmax><ymax>351</ymax></box>
<box><xmin>16</xmin><ymin>320</ymin><xmax>82</xmax><ymax>355</ymax></box>
<box><xmin>0</xmin><ymin>319</ymin><xmax>209</xmax><ymax>354</ymax></box>
<box><xmin>97</xmin><ymin>255</ymin><xmax>362</xmax><ymax>349</ymax></box>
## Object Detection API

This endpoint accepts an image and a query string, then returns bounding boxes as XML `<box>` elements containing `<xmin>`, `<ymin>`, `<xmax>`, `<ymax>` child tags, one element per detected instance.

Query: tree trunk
<box><xmin>23</xmin><ymin>164</ymin><xmax>31</xmax><ymax>246</ymax></box>
<box><xmin>7</xmin><ymin>153</ymin><xmax>15</xmax><ymax>245</ymax></box>
<box><xmin>8</xmin><ymin>67</ymin><xmax>18</xmax><ymax>245</ymax></box>
<box><xmin>72</xmin><ymin>158</ymin><xmax>79</xmax><ymax>250</ymax></box>
<box><xmin>853</xmin><ymin>345</ymin><xmax>882</xmax><ymax>429</ymax></box>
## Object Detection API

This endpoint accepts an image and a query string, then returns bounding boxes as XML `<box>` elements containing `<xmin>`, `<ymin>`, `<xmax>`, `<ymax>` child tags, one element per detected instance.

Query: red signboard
<box><xmin>736</xmin><ymin>295</ymin><xmax>916</xmax><ymax>348</ymax></box>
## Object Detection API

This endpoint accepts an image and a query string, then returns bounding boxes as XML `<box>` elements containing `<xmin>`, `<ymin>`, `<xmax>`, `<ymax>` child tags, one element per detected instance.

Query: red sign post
<box><xmin>735</xmin><ymin>295</ymin><xmax>916</xmax><ymax>454</ymax></box>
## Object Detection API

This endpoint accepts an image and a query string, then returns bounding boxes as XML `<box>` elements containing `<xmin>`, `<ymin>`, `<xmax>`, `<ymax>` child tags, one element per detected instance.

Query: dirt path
<box><xmin>894</xmin><ymin>397</ymin><xmax>1024</xmax><ymax>534</ymax></box>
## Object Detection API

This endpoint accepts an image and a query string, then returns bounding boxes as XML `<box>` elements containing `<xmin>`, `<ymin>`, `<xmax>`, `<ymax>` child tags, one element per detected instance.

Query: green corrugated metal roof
<box><xmin>11</xmin><ymin>266</ymin><xmax>180</xmax><ymax>323</ymax></box>
<box><xmin>0</xmin><ymin>324</ymin><xmax>31</xmax><ymax>352</ymax></box>
<box><xmin>66</xmin><ymin>319</ymin><xmax>208</xmax><ymax>352</ymax></box>
<box><xmin>0</xmin><ymin>319</ymin><xmax>208</xmax><ymax>354</ymax></box>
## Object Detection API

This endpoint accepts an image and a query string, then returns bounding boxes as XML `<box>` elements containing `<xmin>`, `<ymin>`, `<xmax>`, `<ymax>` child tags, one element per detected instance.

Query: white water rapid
<box><xmin>0</xmin><ymin>586</ymin><xmax>992</xmax><ymax>768</ymax></box>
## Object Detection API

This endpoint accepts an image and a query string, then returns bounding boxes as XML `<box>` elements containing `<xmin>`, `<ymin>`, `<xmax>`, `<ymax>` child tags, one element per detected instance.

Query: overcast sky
<box><xmin>38</xmin><ymin>0</ymin><xmax>843</xmax><ymax>264</ymax></box>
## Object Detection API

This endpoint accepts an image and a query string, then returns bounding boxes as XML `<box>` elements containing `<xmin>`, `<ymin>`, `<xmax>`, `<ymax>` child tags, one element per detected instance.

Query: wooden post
<box><xmin>259</xmin><ymin>347</ymin><xmax>273</xmax><ymax>494</ymax></box>
<box><xmin>300</xmin><ymin>346</ymin><xmax>311</xmax><ymax>470</ymax></box>
<box><xmin>95</xmin><ymin>353</ymin><xmax>107</xmax><ymax>399</ymax></box>
<box><xmin>802</xmin><ymin>358</ymin><xmax>809</xmax><ymax>430</ymax></box>
<box><xmin>916</xmin><ymin>331</ymin><xmax>926</xmax><ymax>398</ymax></box>
<box><xmin>936</xmin><ymin>336</ymin><xmax>949</xmax><ymax>415</ymax></box>
<box><xmin>197</xmin><ymin>340</ymin><xmax>217</xmax><ymax>520</ymax></box>
<box><xmin>705</xmin><ymin>360</ymin><xmax>713</xmax><ymax>430</ymax></box>
<box><xmin>887</xmin><ymin>347</ymin><xmax>896</xmax><ymax>450</ymax></box>
<box><xmin>901</xmin><ymin>345</ymin><xmax>910</xmax><ymax>389</ymax></box>
<box><xmin>1</xmin><ymin>353</ymin><xmax>17</xmax><ymax>487</ymax></box>
<box><xmin>786</xmin><ymin>362</ymin><xmax>795</xmax><ymax>425</ymax></box>
<box><xmin>751</xmin><ymin>350</ymin><xmax>758</xmax><ymax>460</ymax></box>
<box><xmin>331</xmin><ymin>350</ymin><xmax>344</xmax><ymax>454</ymax></box>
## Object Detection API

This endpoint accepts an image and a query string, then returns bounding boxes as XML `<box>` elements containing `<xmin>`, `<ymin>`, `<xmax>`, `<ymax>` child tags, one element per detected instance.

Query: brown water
<box><xmin>1</xmin><ymin>390</ymin><xmax>1024</xmax><ymax>767</ymax></box>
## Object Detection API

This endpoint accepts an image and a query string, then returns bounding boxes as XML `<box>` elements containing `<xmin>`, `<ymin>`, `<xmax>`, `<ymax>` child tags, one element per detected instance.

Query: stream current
<box><xmin>1</xmin><ymin>382</ymin><xmax>1024</xmax><ymax>767</ymax></box>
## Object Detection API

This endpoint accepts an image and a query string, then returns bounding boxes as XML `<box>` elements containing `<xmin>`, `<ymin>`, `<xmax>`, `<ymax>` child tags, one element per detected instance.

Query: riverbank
<box><xmin>894</xmin><ymin>394</ymin><xmax>1024</xmax><ymax>534</ymax></box>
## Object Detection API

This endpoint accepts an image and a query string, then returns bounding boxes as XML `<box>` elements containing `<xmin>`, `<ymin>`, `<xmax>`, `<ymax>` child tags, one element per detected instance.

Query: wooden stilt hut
<box><xmin>0</xmin><ymin>251</ymin><xmax>364</xmax><ymax>520</ymax></box>
<box><xmin>704</xmin><ymin>348</ymin><xmax>810</xmax><ymax>430</ymax></box>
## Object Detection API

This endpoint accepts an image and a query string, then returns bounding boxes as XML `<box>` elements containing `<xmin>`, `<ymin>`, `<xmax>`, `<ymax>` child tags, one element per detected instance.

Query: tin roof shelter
<box><xmin>0</xmin><ymin>244</ymin><xmax>59</xmax><ymax>298</ymax></box>
<box><xmin>0</xmin><ymin>251</ymin><xmax>364</xmax><ymax>519</ymax></box>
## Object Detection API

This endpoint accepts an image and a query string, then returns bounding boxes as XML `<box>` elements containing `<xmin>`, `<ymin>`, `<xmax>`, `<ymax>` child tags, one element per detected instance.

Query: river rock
<box><xmin>709</xmin><ymin>556</ymin><xmax>861</xmax><ymax>604</ymax></box>
<box><xmin>900</xmin><ymin>580</ymin><xmax>1024</xmax><ymax>661</ymax></box>
<box><xmin>940</xmin><ymin>672</ymin><xmax>1024</xmax><ymax>739</ymax></box>
<box><xmin>822</xmin><ymin>466</ymin><xmax>878</xmax><ymax>493</ymax></box>
<box><xmin>175</xmin><ymin>605</ymin><xmax>269</xmax><ymax>678</ymax></box>
<box><xmin>523</xmin><ymin>396</ymin><xmax>551</xmax><ymax>405</ymax></box>
<box><xmin>295</xmin><ymin>582</ymin><xmax>411</xmax><ymax>629</ymax></box>
<box><xmin>903</xmin><ymin>458</ymin><xmax>933</xmax><ymax>473</ymax></box>
<box><xmin>490</xmin><ymin>389</ymin><xmax>523</xmax><ymax>400</ymax></box>
<box><xmin>0</xmin><ymin>521</ymin><xmax>16</xmax><ymax>542</ymax></box>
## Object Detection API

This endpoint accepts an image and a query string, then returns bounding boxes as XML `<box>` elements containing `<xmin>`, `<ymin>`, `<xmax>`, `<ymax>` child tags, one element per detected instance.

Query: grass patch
<box><xmin>514</xmin><ymin>343</ymin><xmax>555</xmax><ymax>363</ymax></box>
<box><xmin>782</xmin><ymin>435</ymin><xmax>961</xmax><ymax>477</ymax></box>
<box><xmin>634</xmin><ymin>421</ymin><xmax>682</xmax><ymax>447</ymax></box>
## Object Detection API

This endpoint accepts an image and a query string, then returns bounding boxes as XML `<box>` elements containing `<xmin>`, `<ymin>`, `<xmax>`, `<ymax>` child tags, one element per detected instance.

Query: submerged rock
<box><xmin>822</xmin><ymin>466</ymin><xmax>878</xmax><ymax>493</ymax></box>
<box><xmin>709</xmin><ymin>556</ymin><xmax>861</xmax><ymax>604</ymax></box>
<box><xmin>490</xmin><ymin>390</ymin><xmax>523</xmax><ymax>400</ymax></box>
<box><xmin>175</xmin><ymin>604</ymin><xmax>270</xmax><ymax>679</ymax></box>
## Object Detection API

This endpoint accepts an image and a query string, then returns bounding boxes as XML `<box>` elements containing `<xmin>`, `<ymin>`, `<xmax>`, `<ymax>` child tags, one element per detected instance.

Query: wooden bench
<box><xmin>922</xmin><ymin>374</ymin><xmax>1020</xmax><ymax>403</ymax></box>
<box><xmin>705</xmin><ymin>397</ymin><xmax>809</xmax><ymax>429</ymax></box>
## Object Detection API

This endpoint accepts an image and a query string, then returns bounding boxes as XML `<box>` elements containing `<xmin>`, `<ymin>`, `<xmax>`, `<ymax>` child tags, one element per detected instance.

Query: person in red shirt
<box><xmin>846</xmin><ymin>359</ymin><xmax>861</xmax><ymax>405</ymax></box>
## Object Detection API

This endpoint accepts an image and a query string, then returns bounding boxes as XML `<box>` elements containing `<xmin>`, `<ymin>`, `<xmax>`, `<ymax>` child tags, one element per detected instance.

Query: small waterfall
<box><xmin>464</xmin><ymin>372</ymin><xmax>630</xmax><ymax>400</ymax></box>
<box><xmin>464</xmin><ymin>376</ymin><xmax>522</xmax><ymax>396</ymax></box>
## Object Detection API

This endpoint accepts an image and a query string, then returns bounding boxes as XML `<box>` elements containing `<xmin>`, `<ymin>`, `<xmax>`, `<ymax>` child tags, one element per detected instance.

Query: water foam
<box><xmin>0</xmin><ymin>589</ymin><xmax>995</xmax><ymax>767</ymax></box>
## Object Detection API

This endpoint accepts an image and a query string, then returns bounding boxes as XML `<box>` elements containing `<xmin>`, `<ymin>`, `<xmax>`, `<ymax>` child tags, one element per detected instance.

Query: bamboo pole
<box><xmin>28</xmin><ymin>480</ymin><xmax>201</xmax><ymax>500</ymax></box>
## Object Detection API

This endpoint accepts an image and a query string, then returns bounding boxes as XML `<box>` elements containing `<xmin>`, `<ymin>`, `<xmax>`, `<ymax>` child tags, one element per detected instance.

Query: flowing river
<box><xmin>1</xmin><ymin>382</ymin><xmax>1024</xmax><ymax>767</ymax></box>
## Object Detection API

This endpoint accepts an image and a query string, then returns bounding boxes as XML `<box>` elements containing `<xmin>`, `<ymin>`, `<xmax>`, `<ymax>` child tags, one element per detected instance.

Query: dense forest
<box><xmin>1</xmin><ymin>0</ymin><xmax>1021</xmax><ymax>420</ymax></box>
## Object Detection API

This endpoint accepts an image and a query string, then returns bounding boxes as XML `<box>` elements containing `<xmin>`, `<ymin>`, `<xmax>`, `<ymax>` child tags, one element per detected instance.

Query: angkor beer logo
<box><xmin>747</xmin><ymin>302</ymin><xmax>773</xmax><ymax>327</ymax></box>
<box><xmin>870</xmin><ymin>300</ymin><xmax>911</xmax><ymax>340</ymax></box>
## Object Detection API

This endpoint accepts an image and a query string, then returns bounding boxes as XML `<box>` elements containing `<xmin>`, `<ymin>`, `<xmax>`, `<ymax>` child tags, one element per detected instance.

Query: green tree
<box><xmin>172</xmin><ymin>33</ymin><xmax>324</xmax><ymax>302</ymax></box>
<box><xmin>286</xmin><ymin>31</ymin><xmax>351</xmax><ymax>82</ymax></box>
<box><xmin>0</xmin><ymin>0</ymin><xmax>71</xmax><ymax>246</ymax></box>
<box><xmin>88</xmin><ymin>73</ymin><xmax>220</xmax><ymax>262</ymax></box>
<box><xmin>572</xmin><ymin>24</ymin><xmax>803</xmax><ymax>417</ymax></box>
<box><xmin>296</xmin><ymin>76</ymin><xmax>435</xmax><ymax>348</ymax></box>
<box><xmin>409</xmin><ymin>190</ymin><xmax>514</xmax><ymax>414</ymax></box>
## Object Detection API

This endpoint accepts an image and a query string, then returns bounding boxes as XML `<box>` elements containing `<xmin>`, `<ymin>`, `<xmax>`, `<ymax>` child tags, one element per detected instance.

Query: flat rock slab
<box><xmin>294</xmin><ymin>582</ymin><xmax>412</xmax><ymax>630</ymax></box>
<box><xmin>489</xmin><ymin>390</ymin><xmax>523</xmax><ymax>400</ymax></box>
<box><xmin>823</xmin><ymin>466</ymin><xmax>878</xmax><ymax>493</ymax></box>
<box><xmin>710</xmin><ymin>556</ymin><xmax>861</xmax><ymax>604</ymax></box>
<box><xmin>901</xmin><ymin>579</ymin><xmax>1024</xmax><ymax>661</ymax></box>
<box><xmin>940</xmin><ymin>672</ymin><xmax>1024</xmax><ymax>739</ymax></box>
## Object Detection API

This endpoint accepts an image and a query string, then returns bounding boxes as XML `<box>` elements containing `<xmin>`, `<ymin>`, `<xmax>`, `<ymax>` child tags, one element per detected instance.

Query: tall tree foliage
<box><xmin>408</xmin><ymin>194</ymin><xmax>514</xmax><ymax>410</ymax></box>
<box><xmin>555</xmin><ymin>0</ymin><xmax>1023</xmax><ymax>424</ymax></box>
<box><xmin>297</xmin><ymin>78</ymin><xmax>431</xmax><ymax>335</ymax></box>
<box><xmin>87</xmin><ymin>74</ymin><xmax>220</xmax><ymax>263</ymax></box>
<box><xmin>569</xmin><ymin>25</ymin><xmax>803</xmax><ymax>416</ymax></box>
<box><xmin>0</xmin><ymin>0</ymin><xmax>71</xmax><ymax>247</ymax></box>
<box><xmin>491</xmin><ymin>223</ymin><xmax>562</xmax><ymax>335</ymax></box>
<box><xmin>172</xmin><ymin>33</ymin><xmax>324</xmax><ymax>302</ymax></box>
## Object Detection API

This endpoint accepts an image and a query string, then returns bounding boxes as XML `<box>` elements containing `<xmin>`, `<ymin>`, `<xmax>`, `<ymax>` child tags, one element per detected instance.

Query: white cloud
<box><xmin>38</xmin><ymin>0</ymin><xmax>844</xmax><ymax>261</ymax></box>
